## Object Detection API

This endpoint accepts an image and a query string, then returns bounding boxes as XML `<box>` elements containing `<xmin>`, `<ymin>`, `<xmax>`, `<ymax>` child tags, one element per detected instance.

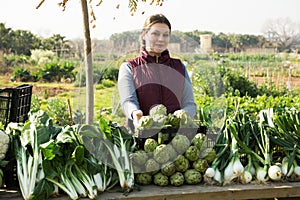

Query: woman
<box><xmin>118</xmin><ymin>14</ymin><xmax>197</xmax><ymax>132</ymax></box>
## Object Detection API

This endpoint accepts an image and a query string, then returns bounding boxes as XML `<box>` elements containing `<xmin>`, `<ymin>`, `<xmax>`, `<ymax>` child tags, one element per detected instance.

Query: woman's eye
<box><xmin>151</xmin><ymin>32</ymin><xmax>169</xmax><ymax>38</ymax></box>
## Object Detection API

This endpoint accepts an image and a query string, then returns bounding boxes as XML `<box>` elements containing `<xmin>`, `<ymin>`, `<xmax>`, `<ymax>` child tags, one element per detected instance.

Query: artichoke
<box><xmin>184</xmin><ymin>145</ymin><xmax>200</xmax><ymax>162</ymax></box>
<box><xmin>152</xmin><ymin>114</ymin><xmax>168</xmax><ymax>128</ymax></box>
<box><xmin>193</xmin><ymin>159</ymin><xmax>209</xmax><ymax>173</ymax></box>
<box><xmin>174</xmin><ymin>155</ymin><xmax>190</xmax><ymax>173</ymax></box>
<box><xmin>170</xmin><ymin>172</ymin><xmax>185</xmax><ymax>186</ymax></box>
<box><xmin>135</xmin><ymin>173</ymin><xmax>152</xmax><ymax>185</ymax></box>
<box><xmin>174</xmin><ymin>109</ymin><xmax>198</xmax><ymax>128</ymax></box>
<box><xmin>144</xmin><ymin>138</ymin><xmax>158</xmax><ymax>153</ymax></box>
<box><xmin>132</xmin><ymin>150</ymin><xmax>148</xmax><ymax>166</ymax></box>
<box><xmin>166</xmin><ymin>113</ymin><xmax>180</xmax><ymax>129</ymax></box>
<box><xmin>145</xmin><ymin>158</ymin><xmax>160</xmax><ymax>174</ymax></box>
<box><xmin>184</xmin><ymin>169</ymin><xmax>202</xmax><ymax>185</ymax></box>
<box><xmin>171</xmin><ymin>134</ymin><xmax>190</xmax><ymax>154</ymax></box>
<box><xmin>174</xmin><ymin>109</ymin><xmax>189</xmax><ymax>127</ymax></box>
<box><xmin>136</xmin><ymin>115</ymin><xmax>154</xmax><ymax>131</ymax></box>
<box><xmin>161</xmin><ymin>162</ymin><xmax>176</xmax><ymax>177</ymax></box>
<box><xmin>149</xmin><ymin>104</ymin><xmax>167</xmax><ymax>116</ymax></box>
<box><xmin>192</xmin><ymin>133</ymin><xmax>206</xmax><ymax>150</ymax></box>
<box><xmin>200</xmin><ymin>147</ymin><xmax>217</xmax><ymax>164</ymax></box>
<box><xmin>165</xmin><ymin>144</ymin><xmax>178</xmax><ymax>161</ymax></box>
<box><xmin>153</xmin><ymin>172</ymin><xmax>169</xmax><ymax>186</ymax></box>
<box><xmin>153</xmin><ymin>144</ymin><xmax>170</xmax><ymax>164</ymax></box>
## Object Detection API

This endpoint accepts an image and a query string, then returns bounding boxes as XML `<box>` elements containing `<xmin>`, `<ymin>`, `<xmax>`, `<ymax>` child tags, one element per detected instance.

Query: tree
<box><xmin>227</xmin><ymin>34</ymin><xmax>244</xmax><ymax>52</ymax></box>
<box><xmin>212</xmin><ymin>32</ymin><xmax>232</xmax><ymax>52</ymax></box>
<box><xmin>0</xmin><ymin>23</ymin><xmax>13</xmax><ymax>52</ymax></box>
<box><xmin>262</xmin><ymin>17</ymin><xmax>300</xmax><ymax>52</ymax></box>
<box><xmin>0</xmin><ymin>23</ymin><xmax>42</xmax><ymax>55</ymax></box>
<box><xmin>37</xmin><ymin>0</ymin><xmax>164</xmax><ymax>124</ymax></box>
<box><xmin>110</xmin><ymin>30</ymin><xmax>140</xmax><ymax>54</ymax></box>
<box><xmin>11</xmin><ymin>30</ymin><xmax>41</xmax><ymax>55</ymax></box>
<box><xmin>42</xmin><ymin>34</ymin><xmax>71</xmax><ymax>57</ymax></box>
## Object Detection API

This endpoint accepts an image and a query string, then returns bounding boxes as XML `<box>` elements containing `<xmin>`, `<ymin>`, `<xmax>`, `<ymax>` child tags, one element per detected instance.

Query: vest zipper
<box><xmin>155</xmin><ymin>55</ymin><xmax>163</xmax><ymax>103</ymax></box>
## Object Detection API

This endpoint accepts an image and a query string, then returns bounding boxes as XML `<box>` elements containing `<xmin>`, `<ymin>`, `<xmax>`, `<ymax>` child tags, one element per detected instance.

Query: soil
<box><xmin>252</xmin><ymin>75</ymin><xmax>300</xmax><ymax>89</ymax></box>
<box><xmin>0</xmin><ymin>73</ymin><xmax>73</xmax><ymax>98</ymax></box>
<box><xmin>32</xmin><ymin>85</ymin><xmax>73</xmax><ymax>98</ymax></box>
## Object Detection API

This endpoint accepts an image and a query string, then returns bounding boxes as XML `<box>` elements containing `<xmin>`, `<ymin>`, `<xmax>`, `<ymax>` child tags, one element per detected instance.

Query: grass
<box><xmin>1</xmin><ymin>74</ymin><xmax>127</xmax><ymax>125</ymax></box>
<box><xmin>70</xmin><ymin>84</ymin><xmax>121</xmax><ymax>115</ymax></box>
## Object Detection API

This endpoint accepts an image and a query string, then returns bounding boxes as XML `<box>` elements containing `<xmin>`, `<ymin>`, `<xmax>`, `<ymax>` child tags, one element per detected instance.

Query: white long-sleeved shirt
<box><xmin>118</xmin><ymin>61</ymin><xmax>197</xmax><ymax>120</ymax></box>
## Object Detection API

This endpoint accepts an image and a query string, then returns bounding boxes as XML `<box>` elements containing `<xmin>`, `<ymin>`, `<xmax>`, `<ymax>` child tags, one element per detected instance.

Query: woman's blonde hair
<box><xmin>140</xmin><ymin>14</ymin><xmax>171</xmax><ymax>47</ymax></box>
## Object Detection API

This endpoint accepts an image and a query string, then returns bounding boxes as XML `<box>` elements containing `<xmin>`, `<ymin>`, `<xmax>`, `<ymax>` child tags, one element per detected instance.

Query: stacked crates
<box><xmin>0</xmin><ymin>84</ymin><xmax>33</xmax><ymax>128</ymax></box>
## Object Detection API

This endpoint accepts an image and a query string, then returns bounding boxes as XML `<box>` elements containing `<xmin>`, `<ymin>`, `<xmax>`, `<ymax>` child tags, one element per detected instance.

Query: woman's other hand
<box><xmin>132</xmin><ymin>110</ymin><xmax>143</xmax><ymax>128</ymax></box>
<box><xmin>173</xmin><ymin>109</ymin><xmax>183</xmax><ymax>116</ymax></box>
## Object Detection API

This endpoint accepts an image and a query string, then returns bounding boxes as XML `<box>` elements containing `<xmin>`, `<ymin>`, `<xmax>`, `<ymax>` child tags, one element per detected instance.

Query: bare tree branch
<box><xmin>262</xmin><ymin>17</ymin><xmax>300</xmax><ymax>51</ymax></box>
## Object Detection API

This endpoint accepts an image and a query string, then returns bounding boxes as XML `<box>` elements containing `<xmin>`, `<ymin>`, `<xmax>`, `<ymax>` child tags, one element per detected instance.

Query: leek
<box><xmin>78</xmin><ymin>121</ymin><xmax>136</xmax><ymax>193</ymax></box>
<box><xmin>281</xmin><ymin>156</ymin><xmax>294</xmax><ymax>177</ymax></box>
<box><xmin>240</xmin><ymin>155</ymin><xmax>253</xmax><ymax>184</ymax></box>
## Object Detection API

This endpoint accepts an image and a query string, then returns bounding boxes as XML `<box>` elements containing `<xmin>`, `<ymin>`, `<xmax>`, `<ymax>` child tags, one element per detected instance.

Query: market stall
<box><xmin>1</xmin><ymin>104</ymin><xmax>300</xmax><ymax>200</ymax></box>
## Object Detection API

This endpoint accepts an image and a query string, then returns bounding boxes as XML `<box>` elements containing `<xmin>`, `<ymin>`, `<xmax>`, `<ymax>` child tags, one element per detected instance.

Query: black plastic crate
<box><xmin>0</xmin><ymin>84</ymin><xmax>33</xmax><ymax>128</ymax></box>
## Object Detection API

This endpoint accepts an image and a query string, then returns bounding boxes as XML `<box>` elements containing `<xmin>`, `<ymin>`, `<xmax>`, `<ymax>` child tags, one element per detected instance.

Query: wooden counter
<box><xmin>1</xmin><ymin>182</ymin><xmax>300</xmax><ymax>200</ymax></box>
<box><xmin>100</xmin><ymin>182</ymin><xmax>300</xmax><ymax>200</ymax></box>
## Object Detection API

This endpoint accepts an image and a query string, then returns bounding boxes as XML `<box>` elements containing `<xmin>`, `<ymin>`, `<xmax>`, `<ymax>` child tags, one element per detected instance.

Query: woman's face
<box><xmin>143</xmin><ymin>23</ymin><xmax>170</xmax><ymax>56</ymax></box>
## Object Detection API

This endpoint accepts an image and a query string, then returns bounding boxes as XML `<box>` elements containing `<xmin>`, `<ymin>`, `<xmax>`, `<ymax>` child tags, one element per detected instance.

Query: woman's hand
<box><xmin>132</xmin><ymin>110</ymin><xmax>143</xmax><ymax>128</ymax></box>
<box><xmin>173</xmin><ymin>109</ymin><xmax>183</xmax><ymax>116</ymax></box>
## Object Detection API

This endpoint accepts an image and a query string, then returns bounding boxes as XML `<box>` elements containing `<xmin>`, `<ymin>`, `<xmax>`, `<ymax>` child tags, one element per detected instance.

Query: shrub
<box><xmin>74</xmin><ymin>65</ymin><xmax>118</xmax><ymax>87</ymax></box>
<box><xmin>11</xmin><ymin>68</ymin><xmax>33</xmax><ymax>82</ymax></box>
<box><xmin>30</xmin><ymin>94</ymin><xmax>41</xmax><ymax>113</ymax></box>
<box><xmin>46</xmin><ymin>98</ymin><xmax>71</xmax><ymax>126</ymax></box>
<box><xmin>30</xmin><ymin>49</ymin><xmax>56</xmax><ymax>65</ymax></box>
<box><xmin>223</xmin><ymin>69</ymin><xmax>260</xmax><ymax>97</ymax></box>
<box><xmin>102</xmin><ymin>66</ymin><xmax>119</xmax><ymax>81</ymax></box>
<box><xmin>101</xmin><ymin>79</ymin><xmax>115</xmax><ymax>87</ymax></box>
<box><xmin>37</xmin><ymin>61</ymin><xmax>76</xmax><ymax>82</ymax></box>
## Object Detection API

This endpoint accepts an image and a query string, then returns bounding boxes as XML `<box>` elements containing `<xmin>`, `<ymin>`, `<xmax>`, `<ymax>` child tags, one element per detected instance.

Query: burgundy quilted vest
<box><xmin>128</xmin><ymin>49</ymin><xmax>185</xmax><ymax>115</ymax></box>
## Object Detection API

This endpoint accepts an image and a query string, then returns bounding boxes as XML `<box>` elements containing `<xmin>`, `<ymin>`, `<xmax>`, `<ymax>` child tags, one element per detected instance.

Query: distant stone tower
<box><xmin>200</xmin><ymin>34</ymin><xmax>212</xmax><ymax>53</ymax></box>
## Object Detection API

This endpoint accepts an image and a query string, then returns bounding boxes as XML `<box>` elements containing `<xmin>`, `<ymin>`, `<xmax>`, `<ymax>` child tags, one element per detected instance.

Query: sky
<box><xmin>1</xmin><ymin>0</ymin><xmax>300</xmax><ymax>40</ymax></box>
